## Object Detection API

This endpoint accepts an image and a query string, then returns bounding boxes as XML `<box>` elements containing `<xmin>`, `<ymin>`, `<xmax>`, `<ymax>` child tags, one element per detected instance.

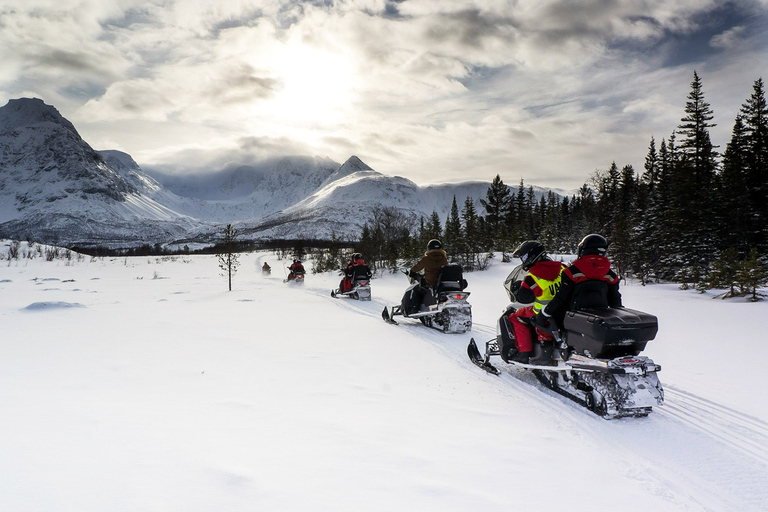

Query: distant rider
<box><xmin>540</xmin><ymin>234</ymin><xmax>622</xmax><ymax>325</ymax></box>
<box><xmin>288</xmin><ymin>260</ymin><xmax>305</xmax><ymax>281</ymax></box>
<box><xmin>262</xmin><ymin>262</ymin><xmax>271</xmax><ymax>272</ymax></box>
<box><xmin>505</xmin><ymin>241</ymin><xmax>565</xmax><ymax>364</ymax></box>
<box><xmin>339</xmin><ymin>253</ymin><xmax>372</xmax><ymax>293</ymax></box>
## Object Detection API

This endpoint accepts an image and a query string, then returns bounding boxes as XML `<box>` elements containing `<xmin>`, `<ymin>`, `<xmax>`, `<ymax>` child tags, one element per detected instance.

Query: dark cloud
<box><xmin>425</xmin><ymin>9</ymin><xmax>519</xmax><ymax>49</ymax></box>
<box><xmin>208</xmin><ymin>64</ymin><xmax>281</xmax><ymax>105</ymax></box>
<box><xmin>35</xmin><ymin>49</ymin><xmax>106</xmax><ymax>74</ymax></box>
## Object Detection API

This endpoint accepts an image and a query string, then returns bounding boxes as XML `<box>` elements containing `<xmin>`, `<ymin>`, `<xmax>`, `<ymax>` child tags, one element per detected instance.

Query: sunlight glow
<box><xmin>264</xmin><ymin>43</ymin><xmax>355</xmax><ymax>125</ymax></box>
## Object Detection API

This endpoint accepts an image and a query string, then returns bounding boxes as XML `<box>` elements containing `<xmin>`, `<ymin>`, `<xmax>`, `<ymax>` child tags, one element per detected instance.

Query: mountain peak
<box><xmin>339</xmin><ymin>155</ymin><xmax>373</xmax><ymax>173</ymax></box>
<box><xmin>0</xmin><ymin>97</ymin><xmax>80</xmax><ymax>137</ymax></box>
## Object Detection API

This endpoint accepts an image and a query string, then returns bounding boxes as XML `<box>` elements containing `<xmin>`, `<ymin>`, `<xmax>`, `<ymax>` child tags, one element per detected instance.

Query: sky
<box><xmin>1</xmin><ymin>0</ymin><xmax>767</xmax><ymax>189</ymax></box>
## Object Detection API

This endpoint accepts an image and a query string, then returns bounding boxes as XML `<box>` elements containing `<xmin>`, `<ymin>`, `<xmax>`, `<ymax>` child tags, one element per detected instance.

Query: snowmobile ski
<box><xmin>467</xmin><ymin>338</ymin><xmax>500</xmax><ymax>375</ymax></box>
<box><xmin>381</xmin><ymin>307</ymin><xmax>397</xmax><ymax>324</ymax></box>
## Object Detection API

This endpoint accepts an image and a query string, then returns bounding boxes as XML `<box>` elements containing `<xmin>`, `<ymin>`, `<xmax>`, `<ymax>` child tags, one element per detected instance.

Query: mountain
<box><xmin>0</xmin><ymin>98</ymin><xmax>569</xmax><ymax>248</ymax></box>
<box><xmin>145</xmin><ymin>156</ymin><xmax>342</xmax><ymax>222</ymax></box>
<box><xmin>0</xmin><ymin>98</ymin><xmax>199</xmax><ymax>247</ymax></box>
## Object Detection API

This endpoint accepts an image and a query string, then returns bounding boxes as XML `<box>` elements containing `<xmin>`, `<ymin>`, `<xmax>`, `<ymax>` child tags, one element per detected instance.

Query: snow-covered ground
<box><xmin>2</xmin><ymin>245</ymin><xmax>767</xmax><ymax>512</ymax></box>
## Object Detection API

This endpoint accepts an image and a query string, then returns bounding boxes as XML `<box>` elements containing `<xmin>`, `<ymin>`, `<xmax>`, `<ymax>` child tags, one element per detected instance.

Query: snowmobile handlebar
<box><xmin>404</xmin><ymin>269</ymin><xmax>426</xmax><ymax>287</ymax></box>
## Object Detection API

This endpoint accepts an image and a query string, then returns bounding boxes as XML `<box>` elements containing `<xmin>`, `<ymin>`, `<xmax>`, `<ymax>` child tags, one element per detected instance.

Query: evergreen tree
<box><xmin>443</xmin><ymin>196</ymin><xmax>462</xmax><ymax>257</ymax></box>
<box><xmin>720</xmin><ymin>116</ymin><xmax>752</xmax><ymax>254</ymax></box>
<box><xmin>427</xmin><ymin>210</ymin><xmax>442</xmax><ymax>242</ymax></box>
<box><xmin>701</xmin><ymin>247</ymin><xmax>741</xmax><ymax>297</ymax></box>
<box><xmin>480</xmin><ymin>174</ymin><xmax>512</xmax><ymax>245</ymax></box>
<box><xmin>635</xmin><ymin>137</ymin><xmax>662</xmax><ymax>282</ymax></box>
<box><xmin>675</xmin><ymin>71</ymin><xmax>719</xmax><ymax>284</ymax></box>
<box><xmin>462</xmin><ymin>196</ymin><xmax>479</xmax><ymax>270</ymax></box>
<box><xmin>512</xmin><ymin>179</ymin><xmax>527</xmax><ymax>239</ymax></box>
<box><xmin>739</xmin><ymin>78</ymin><xmax>768</xmax><ymax>251</ymax></box>
<box><xmin>738</xmin><ymin>248</ymin><xmax>768</xmax><ymax>301</ymax></box>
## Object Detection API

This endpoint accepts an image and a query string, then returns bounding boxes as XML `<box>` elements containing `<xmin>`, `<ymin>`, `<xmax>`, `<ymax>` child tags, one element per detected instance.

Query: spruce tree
<box><xmin>480</xmin><ymin>174</ymin><xmax>512</xmax><ymax>246</ymax></box>
<box><xmin>462</xmin><ymin>197</ymin><xmax>479</xmax><ymax>270</ymax></box>
<box><xmin>676</xmin><ymin>71</ymin><xmax>719</xmax><ymax>284</ymax></box>
<box><xmin>443</xmin><ymin>196</ymin><xmax>462</xmax><ymax>259</ymax></box>
<box><xmin>720</xmin><ymin>116</ymin><xmax>751</xmax><ymax>254</ymax></box>
<box><xmin>739</xmin><ymin>78</ymin><xmax>768</xmax><ymax>251</ymax></box>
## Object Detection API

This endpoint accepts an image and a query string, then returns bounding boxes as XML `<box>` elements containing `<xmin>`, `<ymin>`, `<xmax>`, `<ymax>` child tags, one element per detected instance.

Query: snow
<box><xmin>2</xmin><ymin>245</ymin><xmax>767</xmax><ymax>511</ymax></box>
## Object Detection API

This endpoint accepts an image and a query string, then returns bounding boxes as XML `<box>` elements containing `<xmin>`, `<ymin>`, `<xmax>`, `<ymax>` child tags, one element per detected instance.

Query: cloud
<box><xmin>710</xmin><ymin>25</ymin><xmax>747</xmax><ymax>49</ymax></box>
<box><xmin>2</xmin><ymin>0</ymin><xmax>766</xmax><ymax>189</ymax></box>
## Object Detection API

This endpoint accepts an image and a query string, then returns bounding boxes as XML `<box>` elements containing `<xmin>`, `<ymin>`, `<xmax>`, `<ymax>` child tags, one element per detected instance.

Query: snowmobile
<box><xmin>331</xmin><ymin>274</ymin><xmax>372</xmax><ymax>301</ymax></box>
<box><xmin>262</xmin><ymin>264</ymin><xmax>271</xmax><ymax>276</ymax></box>
<box><xmin>467</xmin><ymin>264</ymin><xmax>663</xmax><ymax>419</ymax></box>
<box><xmin>382</xmin><ymin>263</ymin><xmax>471</xmax><ymax>333</ymax></box>
<box><xmin>284</xmin><ymin>270</ymin><xmax>305</xmax><ymax>284</ymax></box>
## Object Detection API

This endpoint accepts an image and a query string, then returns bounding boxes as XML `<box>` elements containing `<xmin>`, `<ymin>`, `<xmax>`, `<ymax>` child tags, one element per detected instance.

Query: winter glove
<box><xmin>533</xmin><ymin>312</ymin><xmax>548</xmax><ymax>327</ymax></box>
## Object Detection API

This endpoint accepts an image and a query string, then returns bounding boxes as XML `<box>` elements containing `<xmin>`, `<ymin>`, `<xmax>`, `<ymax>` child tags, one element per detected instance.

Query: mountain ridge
<box><xmin>0</xmin><ymin>97</ymin><xmax>568</xmax><ymax>248</ymax></box>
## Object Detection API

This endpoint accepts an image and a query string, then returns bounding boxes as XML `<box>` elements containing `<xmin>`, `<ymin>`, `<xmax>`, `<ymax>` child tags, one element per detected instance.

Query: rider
<box><xmin>505</xmin><ymin>241</ymin><xmax>565</xmax><ymax>363</ymax></box>
<box><xmin>339</xmin><ymin>253</ymin><xmax>372</xmax><ymax>293</ymax></box>
<box><xmin>262</xmin><ymin>262</ymin><xmax>271</xmax><ymax>272</ymax></box>
<box><xmin>288</xmin><ymin>260</ymin><xmax>305</xmax><ymax>281</ymax></box>
<box><xmin>539</xmin><ymin>234</ymin><xmax>622</xmax><ymax>325</ymax></box>
<box><xmin>409</xmin><ymin>239</ymin><xmax>448</xmax><ymax>287</ymax></box>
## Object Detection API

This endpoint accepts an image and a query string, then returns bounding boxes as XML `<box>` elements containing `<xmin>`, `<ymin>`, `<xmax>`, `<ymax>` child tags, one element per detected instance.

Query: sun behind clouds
<box><xmin>261</xmin><ymin>41</ymin><xmax>356</xmax><ymax>126</ymax></box>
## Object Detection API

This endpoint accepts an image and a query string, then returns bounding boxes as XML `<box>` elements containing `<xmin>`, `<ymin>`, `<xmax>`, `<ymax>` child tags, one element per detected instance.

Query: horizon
<box><xmin>1</xmin><ymin>1</ymin><xmax>766</xmax><ymax>189</ymax></box>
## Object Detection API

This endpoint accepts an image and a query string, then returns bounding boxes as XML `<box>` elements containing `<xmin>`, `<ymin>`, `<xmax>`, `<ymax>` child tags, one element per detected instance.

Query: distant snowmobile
<box><xmin>262</xmin><ymin>263</ymin><xmax>271</xmax><ymax>276</ymax></box>
<box><xmin>382</xmin><ymin>263</ymin><xmax>471</xmax><ymax>333</ymax></box>
<box><xmin>467</xmin><ymin>264</ymin><xmax>663</xmax><ymax>419</ymax></box>
<box><xmin>284</xmin><ymin>270</ymin><xmax>305</xmax><ymax>284</ymax></box>
<box><xmin>285</xmin><ymin>261</ymin><xmax>305</xmax><ymax>284</ymax></box>
<box><xmin>332</xmin><ymin>275</ymin><xmax>371</xmax><ymax>301</ymax></box>
<box><xmin>332</xmin><ymin>258</ymin><xmax>372</xmax><ymax>300</ymax></box>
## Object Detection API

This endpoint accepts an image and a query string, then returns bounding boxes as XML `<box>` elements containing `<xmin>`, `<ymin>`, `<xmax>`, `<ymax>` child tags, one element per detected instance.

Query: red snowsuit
<box><xmin>288</xmin><ymin>262</ymin><xmax>305</xmax><ymax>280</ymax></box>
<box><xmin>543</xmin><ymin>254</ymin><xmax>622</xmax><ymax>324</ymax></box>
<box><xmin>340</xmin><ymin>258</ymin><xmax>370</xmax><ymax>292</ymax></box>
<box><xmin>508</xmin><ymin>260</ymin><xmax>565</xmax><ymax>353</ymax></box>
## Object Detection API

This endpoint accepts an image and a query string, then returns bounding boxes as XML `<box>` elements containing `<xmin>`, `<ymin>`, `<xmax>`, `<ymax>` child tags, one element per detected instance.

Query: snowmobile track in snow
<box><xmin>659</xmin><ymin>385</ymin><xmax>768</xmax><ymax>465</ymax></box>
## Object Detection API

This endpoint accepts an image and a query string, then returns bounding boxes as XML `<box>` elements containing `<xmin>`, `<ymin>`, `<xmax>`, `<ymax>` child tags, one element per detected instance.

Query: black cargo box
<box><xmin>563</xmin><ymin>307</ymin><xmax>658</xmax><ymax>359</ymax></box>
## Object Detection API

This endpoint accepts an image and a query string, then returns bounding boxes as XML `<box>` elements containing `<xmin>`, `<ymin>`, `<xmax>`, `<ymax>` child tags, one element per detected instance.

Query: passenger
<box><xmin>339</xmin><ymin>253</ymin><xmax>371</xmax><ymax>293</ymax></box>
<box><xmin>540</xmin><ymin>234</ymin><xmax>622</xmax><ymax>325</ymax></box>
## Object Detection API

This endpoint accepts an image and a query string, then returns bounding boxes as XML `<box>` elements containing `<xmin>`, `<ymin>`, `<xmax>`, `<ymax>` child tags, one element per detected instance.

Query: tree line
<box><xmin>342</xmin><ymin>72</ymin><xmax>768</xmax><ymax>299</ymax></box>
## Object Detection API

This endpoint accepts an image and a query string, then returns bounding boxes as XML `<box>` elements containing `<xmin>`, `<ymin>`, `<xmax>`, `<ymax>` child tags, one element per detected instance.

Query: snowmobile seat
<box><xmin>351</xmin><ymin>265</ymin><xmax>372</xmax><ymax>281</ymax></box>
<box><xmin>563</xmin><ymin>307</ymin><xmax>658</xmax><ymax>359</ymax></box>
<box><xmin>436</xmin><ymin>263</ymin><xmax>467</xmax><ymax>293</ymax></box>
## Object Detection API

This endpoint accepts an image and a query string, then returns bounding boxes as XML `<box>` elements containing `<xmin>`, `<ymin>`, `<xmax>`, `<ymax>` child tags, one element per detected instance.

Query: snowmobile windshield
<box><xmin>503</xmin><ymin>264</ymin><xmax>526</xmax><ymax>302</ymax></box>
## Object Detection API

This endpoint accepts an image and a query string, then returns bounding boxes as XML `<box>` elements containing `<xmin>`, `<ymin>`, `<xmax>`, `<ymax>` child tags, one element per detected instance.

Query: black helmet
<box><xmin>512</xmin><ymin>240</ymin><xmax>547</xmax><ymax>270</ymax></box>
<box><xmin>427</xmin><ymin>239</ymin><xmax>442</xmax><ymax>251</ymax></box>
<box><xmin>577</xmin><ymin>234</ymin><xmax>608</xmax><ymax>258</ymax></box>
<box><xmin>352</xmin><ymin>253</ymin><xmax>362</xmax><ymax>260</ymax></box>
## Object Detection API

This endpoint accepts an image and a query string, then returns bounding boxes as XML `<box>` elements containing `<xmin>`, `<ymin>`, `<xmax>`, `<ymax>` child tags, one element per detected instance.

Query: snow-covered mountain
<box><xmin>0</xmin><ymin>98</ymin><xmax>199</xmax><ymax>247</ymax></box>
<box><xmin>0</xmin><ymin>98</ymin><xmax>568</xmax><ymax>248</ymax></box>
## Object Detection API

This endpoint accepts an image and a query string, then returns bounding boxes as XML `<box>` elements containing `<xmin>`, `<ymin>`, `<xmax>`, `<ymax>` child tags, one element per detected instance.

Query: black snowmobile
<box><xmin>467</xmin><ymin>264</ymin><xmax>663</xmax><ymax>419</ymax></box>
<box><xmin>382</xmin><ymin>263</ymin><xmax>471</xmax><ymax>333</ymax></box>
<box><xmin>331</xmin><ymin>268</ymin><xmax>372</xmax><ymax>300</ymax></box>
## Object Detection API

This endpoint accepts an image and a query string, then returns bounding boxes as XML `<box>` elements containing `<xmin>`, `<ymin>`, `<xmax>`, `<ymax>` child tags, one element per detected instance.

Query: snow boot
<box><xmin>511</xmin><ymin>351</ymin><xmax>532</xmax><ymax>364</ymax></box>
